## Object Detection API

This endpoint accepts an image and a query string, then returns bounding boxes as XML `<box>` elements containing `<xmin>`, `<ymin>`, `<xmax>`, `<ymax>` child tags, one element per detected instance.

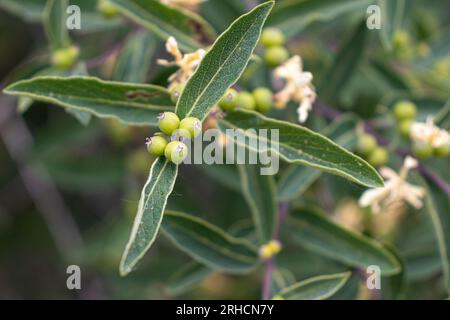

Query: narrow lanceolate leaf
<box><xmin>238</xmin><ymin>164</ymin><xmax>277</xmax><ymax>243</ymax></box>
<box><xmin>175</xmin><ymin>1</ymin><xmax>274</xmax><ymax>120</ymax></box>
<box><xmin>267</xmin><ymin>0</ymin><xmax>371</xmax><ymax>38</ymax></box>
<box><xmin>113</xmin><ymin>31</ymin><xmax>156</xmax><ymax>83</ymax></box>
<box><xmin>109</xmin><ymin>0</ymin><xmax>216</xmax><ymax>51</ymax></box>
<box><xmin>274</xmin><ymin>272</ymin><xmax>351</xmax><ymax>300</ymax></box>
<box><xmin>44</xmin><ymin>0</ymin><xmax>70</xmax><ymax>49</ymax></box>
<box><xmin>120</xmin><ymin>158</ymin><xmax>178</xmax><ymax>276</ymax></box>
<box><xmin>277</xmin><ymin>116</ymin><xmax>358</xmax><ymax>202</ymax></box>
<box><xmin>378</xmin><ymin>0</ymin><xmax>405</xmax><ymax>50</ymax></box>
<box><xmin>167</xmin><ymin>261</ymin><xmax>212</xmax><ymax>296</ymax></box>
<box><xmin>288</xmin><ymin>207</ymin><xmax>401</xmax><ymax>275</ymax></box>
<box><xmin>219</xmin><ymin>109</ymin><xmax>383</xmax><ymax>189</ymax></box>
<box><xmin>3</xmin><ymin>76</ymin><xmax>174</xmax><ymax>126</ymax></box>
<box><xmin>162</xmin><ymin>211</ymin><xmax>259</xmax><ymax>274</ymax></box>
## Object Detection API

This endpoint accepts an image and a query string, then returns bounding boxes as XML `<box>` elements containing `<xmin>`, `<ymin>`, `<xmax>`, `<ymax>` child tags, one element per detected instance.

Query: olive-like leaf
<box><xmin>109</xmin><ymin>0</ymin><xmax>216</xmax><ymax>51</ymax></box>
<box><xmin>167</xmin><ymin>261</ymin><xmax>212</xmax><ymax>296</ymax></box>
<box><xmin>175</xmin><ymin>1</ymin><xmax>274</xmax><ymax>120</ymax></box>
<box><xmin>274</xmin><ymin>272</ymin><xmax>351</xmax><ymax>300</ymax></box>
<box><xmin>119</xmin><ymin>158</ymin><xmax>178</xmax><ymax>276</ymax></box>
<box><xmin>238</xmin><ymin>164</ymin><xmax>277</xmax><ymax>243</ymax></box>
<box><xmin>162</xmin><ymin>211</ymin><xmax>259</xmax><ymax>274</ymax></box>
<box><xmin>3</xmin><ymin>76</ymin><xmax>174</xmax><ymax>126</ymax></box>
<box><xmin>218</xmin><ymin>109</ymin><xmax>383</xmax><ymax>188</ymax></box>
<box><xmin>288</xmin><ymin>207</ymin><xmax>401</xmax><ymax>275</ymax></box>
<box><xmin>44</xmin><ymin>0</ymin><xmax>70</xmax><ymax>49</ymax></box>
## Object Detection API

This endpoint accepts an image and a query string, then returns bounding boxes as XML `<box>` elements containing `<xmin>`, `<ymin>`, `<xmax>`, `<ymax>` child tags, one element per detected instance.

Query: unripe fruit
<box><xmin>367</xmin><ymin>147</ymin><xmax>388</xmax><ymax>167</ymax></box>
<box><xmin>146</xmin><ymin>136</ymin><xmax>168</xmax><ymax>156</ymax></box>
<box><xmin>264</xmin><ymin>46</ymin><xmax>289</xmax><ymax>68</ymax></box>
<box><xmin>165</xmin><ymin>141</ymin><xmax>188</xmax><ymax>164</ymax></box>
<box><xmin>272</xmin><ymin>295</ymin><xmax>284</xmax><ymax>300</ymax></box>
<box><xmin>170</xmin><ymin>83</ymin><xmax>185</xmax><ymax>104</ymax></box>
<box><xmin>170</xmin><ymin>128</ymin><xmax>191</xmax><ymax>142</ymax></box>
<box><xmin>51</xmin><ymin>46</ymin><xmax>79</xmax><ymax>70</ymax></box>
<box><xmin>393</xmin><ymin>101</ymin><xmax>417</xmax><ymax>121</ymax></box>
<box><xmin>253</xmin><ymin>87</ymin><xmax>273</xmax><ymax>113</ymax></box>
<box><xmin>260</xmin><ymin>28</ymin><xmax>285</xmax><ymax>48</ymax></box>
<box><xmin>218</xmin><ymin>88</ymin><xmax>238</xmax><ymax>111</ymax></box>
<box><xmin>158</xmin><ymin>112</ymin><xmax>180</xmax><ymax>135</ymax></box>
<box><xmin>433</xmin><ymin>144</ymin><xmax>450</xmax><ymax>158</ymax></box>
<box><xmin>412</xmin><ymin>141</ymin><xmax>433</xmax><ymax>160</ymax></box>
<box><xmin>399</xmin><ymin>119</ymin><xmax>413</xmax><ymax>137</ymax></box>
<box><xmin>237</xmin><ymin>92</ymin><xmax>256</xmax><ymax>110</ymax></box>
<box><xmin>179</xmin><ymin>117</ymin><xmax>202</xmax><ymax>138</ymax></box>
<box><xmin>357</xmin><ymin>133</ymin><xmax>377</xmax><ymax>156</ymax></box>
<box><xmin>98</xmin><ymin>0</ymin><xmax>119</xmax><ymax>18</ymax></box>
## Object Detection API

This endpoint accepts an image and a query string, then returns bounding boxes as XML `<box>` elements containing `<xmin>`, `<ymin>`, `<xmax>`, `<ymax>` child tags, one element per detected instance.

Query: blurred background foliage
<box><xmin>0</xmin><ymin>0</ymin><xmax>449</xmax><ymax>299</ymax></box>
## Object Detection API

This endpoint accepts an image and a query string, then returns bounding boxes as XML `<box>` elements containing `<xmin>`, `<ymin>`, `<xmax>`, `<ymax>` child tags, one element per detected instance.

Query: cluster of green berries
<box><xmin>218</xmin><ymin>87</ymin><xmax>273</xmax><ymax>113</ymax></box>
<box><xmin>51</xmin><ymin>45</ymin><xmax>79</xmax><ymax>70</ymax></box>
<box><xmin>146</xmin><ymin>112</ymin><xmax>201</xmax><ymax>164</ymax></box>
<box><xmin>260</xmin><ymin>28</ymin><xmax>289</xmax><ymax>68</ymax></box>
<box><xmin>357</xmin><ymin>132</ymin><xmax>388</xmax><ymax>168</ymax></box>
<box><xmin>393</xmin><ymin>100</ymin><xmax>417</xmax><ymax>137</ymax></box>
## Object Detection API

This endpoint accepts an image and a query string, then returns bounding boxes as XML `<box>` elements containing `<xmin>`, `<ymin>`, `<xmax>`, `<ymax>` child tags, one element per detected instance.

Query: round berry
<box><xmin>253</xmin><ymin>87</ymin><xmax>273</xmax><ymax>113</ymax></box>
<box><xmin>367</xmin><ymin>147</ymin><xmax>388</xmax><ymax>167</ymax></box>
<box><xmin>264</xmin><ymin>46</ymin><xmax>289</xmax><ymax>68</ymax></box>
<box><xmin>357</xmin><ymin>133</ymin><xmax>377</xmax><ymax>156</ymax></box>
<box><xmin>165</xmin><ymin>141</ymin><xmax>188</xmax><ymax>164</ymax></box>
<box><xmin>169</xmin><ymin>83</ymin><xmax>185</xmax><ymax>104</ymax></box>
<box><xmin>146</xmin><ymin>135</ymin><xmax>168</xmax><ymax>156</ymax></box>
<box><xmin>179</xmin><ymin>117</ymin><xmax>202</xmax><ymax>138</ymax></box>
<box><xmin>158</xmin><ymin>112</ymin><xmax>180</xmax><ymax>135</ymax></box>
<box><xmin>51</xmin><ymin>46</ymin><xmax>79</xmax><ymax>70</ymax></box>
<box><xmin>260</xmin><ymin>28</ymin><xmax>285</xmax><ymax>48</ymax></box>
<box><xmin>393</xmin><ymin>100</ymin><xmax>417</xmax><ymax>121</ymax></box>
<box><xmin>170</xmin><ymin>128</ymin><xmax>191</xmax><ymax>143</ymax></box>
<box><xmin>412</xmin><ymin>141</ymin><xmax>433</xmax><ymax>160</ymax></box>
<box><xmin>218</xmin><ymin>88</ymin><xmax>238</xmax><ymax>112</ymax></box>
<box><xmin>433</xmin><ymin>144</ymin><xmax>450</xmax><ymax>158</ymax></box>
<box><xmin>98</xmin><ymin>0</ymin><xmax>119</xmax><ymax>18</ymax></box>
<box><xmin>237</xmin><ymin>92</ymin><xmax>256</xmax><ymax>110</ymax></box>
<box><xmin>399</xmin><ymin>119</ymin><xmax>413</xmax><ymax>137</ymax></box>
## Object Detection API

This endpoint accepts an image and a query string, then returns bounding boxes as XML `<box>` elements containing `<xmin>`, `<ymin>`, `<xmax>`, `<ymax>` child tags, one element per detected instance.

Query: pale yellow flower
<box><xmin>273</xmin><ymin>55</ymin><xmax>316</xmax><ymax>123</ymax></box>
<box><xmin>410</xmin><ymin>117</ymin><xmax>450</xmax><ymax>149</ymax></box>
<box><xmin>358</xmin><ymin>156</ymin><xmax>426</xmax><ymax>214</ymax></box>
<box><xmin>157</xmin><ymin>36</ymin><xmax>205</xmax><ymax>85</ymax></box>
<box><xmin>259</xmin><ymin>240</ymin><xmax>282</xmax><ymax>260</ymax></box>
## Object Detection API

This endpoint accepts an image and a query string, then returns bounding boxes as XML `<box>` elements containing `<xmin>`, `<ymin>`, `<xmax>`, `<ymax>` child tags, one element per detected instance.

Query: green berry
<box><xmin>253</xmin><ymin>87</ymin><xmax>273</xmax><ymax>113</ymax></box>
<box><xmin>357</xmin><ymin>133</ymin><xmax>377</xmax><ymax>156</ymax></box>
<box><xmin>367</xmin><ymin>147</ymin><xmax>388</xmax><ymax>167</ymax></box>
<box><xmin>399</xmin><ymin>119</ymin><xmax>413</xmax><ymax>137</ymax></box>
<box><xmin>393</xmin><ymin>101</ymin><xmax>417</xmax><ymax>121</ymax></box>
<box><xmin>218</xmin><ymin>88</ymin><xmax>238</xmax><ymax>111</ymax></box>
<box><xmin>158</xmin><ymin>112</ymin><xmax>180</xmax><ymax>135</ymax></box>
<box><xmin>260</xmin><ymin>28</ymin><xmax>285</xmax><ymax>48</ymax></box>
<box><xmin>170</xmin><ymin>84</ymin><xmax>185</xmax><ymax>104</ymax></box>
<box><xmin>433</xmin><ymin>144</ymin><xmax>450</xmax><ymax>158</ymax></box>
<box><xmin>237</xmin><ymin>92</ymin><xmax>256</xmax><ymax>110</ymax></box>
<box><xmin>179</xmin><ymin>117</ymin><xmax>202</xmax><ymax>138</ymax></box>
<box><xmin>98</xmin><ymin>0</ymin><xmax>119</xmax><ymax>18</ymax></box>
<box><xmin>271</xmin><ymin>295</ymin><xmax>284</xmax><ymax>300</ymax></box>
<box><xmin>412</xmin><ymin>141</ymin><xmax>433</xmax><ymax>160</ymax></box>
<box><xmin>146</xmin><ymin>135</ymin><xmax>168</xmax><ymax>156</ymax></box>
<box><xmin>165</xmin><ymin>141</ymin><xmax>188</xmax><ymax>164</ymax></box>
<box><xmin>264</xmin><ymin>46</ymin><xmax>289</xmax><ymax>68</ymax></box>
<box><xmin>51</xmin><ymin>46</ymin><xmax>79</xmax><ymax>70</ymax></box>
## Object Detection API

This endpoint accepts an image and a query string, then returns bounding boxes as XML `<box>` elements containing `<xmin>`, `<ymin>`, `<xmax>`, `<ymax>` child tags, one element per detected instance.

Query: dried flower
<box><xmin>273</xmin><ymin>55</ymin><xmax>316</xmax><ymax>123</ymax></box>
<box><xmin>410</xmin><ymin>117</ymin><xmax>450</xmax><ymax>149</ymax></box>
<box><xmin>358</xmin><ymin>156</ymin><xmax>426</xmax><ymax>214</ymax></box>
<box><xmin>157</xmin><ymin>36</ymin><xmax>205</xmax><ymax>86</ymax></box>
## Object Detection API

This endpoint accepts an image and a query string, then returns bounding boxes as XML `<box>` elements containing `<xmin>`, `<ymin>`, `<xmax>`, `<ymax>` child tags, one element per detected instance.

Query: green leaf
<box><xmin>0</xmin><ymin>0</ymin><xmax>47</xmax><ymax>22</ymax></box>
<box><xmin>44</xmin><ymin>0</ymin><xmax>70</xmax><ymax>50</ymax></box>
<box><xmin>267</xmin><ymin>0</ymin><xmax>371</xmax><ymax>38</ymax></box>
<box><xmin>319</xmin><ymin>21</ymin><xmax>368</xmax><ymax>101</ymax></box>
<box><xmin>113</xmin><ymin>31</ymin><xmax>157</xmax><ymax>83</ymax></box>
<box><xmin>175</xmin><ymin>1</ymin><xmax>274</xmax><ymax>120</ymax></box>
<box><xmin>277</xmin><ymin>115</ymin><xmax>358</xmax><ymax>202</ymax></box>
<box><xmin>3</xmin><ymin>76</ymin><xmax>174</xmax><ymax>126</ymax></box>
<box><xmin>119</xmin><ymin>158</ymin><xmax>178</xmax><ymax>276</ymax></box>
<box><xmin>218</xmin><ymin>109</ymin><xmax>383</xmax><ymax>188</ymax></box>
<box><xmin>378</xmin><ymin>0</ymin><xmax>405</xmax><ymax>50</ymax></box>
<box><xmin>274</xmin><ymin>272</ymin><xmax>351</xmax><ymax>300</ymax></box>
<box><xmin>109</xmin><ymin>0</ymin><xmax>216</xmax><ymax>51</ymax></box>
<box><xmin>162</xmin><ymin>211</ymin><xmax>259</xmax><ymax>274</ymax></box>
<box><xmin>288</xmin><ymin>207</ymin><xmax>401</xmax><ymax>275</ymax></box>
<box><xmin>167</xmin><ymin>261</ymin><xmax>212</xmax><ymax>296</ymax></box>
<box><xmin>238</xmin><ymin>164</ymin><xmax>277</xmax><ymax>243</ymax></box>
